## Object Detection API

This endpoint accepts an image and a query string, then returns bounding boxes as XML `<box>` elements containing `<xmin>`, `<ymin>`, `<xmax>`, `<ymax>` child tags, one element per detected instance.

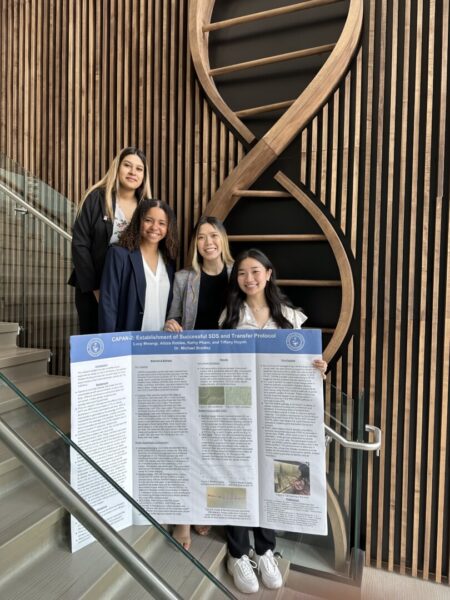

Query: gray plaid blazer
<box><xmin>167</xmin><ymin>266</ymin><xmax>232</xmax><ymax>330</ymax></box>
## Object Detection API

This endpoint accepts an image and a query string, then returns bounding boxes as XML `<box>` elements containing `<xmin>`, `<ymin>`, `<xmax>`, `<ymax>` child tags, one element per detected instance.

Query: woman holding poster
<box><xmin>164</xmin><ymin>215</ymin><xmax>233</xmax><ymax>550</ymax></box>
<box><xmin>99</xmin><ymin>199</ymin><xmax>178</xmax><ymax>333</ymax></box>
<box><xmin>165</xmin><ymin>216</ymin><xmax>234</xmax><ymax>332</ymax></box>
<box><xmin>221</xmin><ymin>248</ymin><xmax>327</xmax><ymax>594</ymax></box>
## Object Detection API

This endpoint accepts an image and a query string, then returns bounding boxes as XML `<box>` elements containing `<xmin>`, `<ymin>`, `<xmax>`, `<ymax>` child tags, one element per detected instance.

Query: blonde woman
<box><xmin>68</xmin><ymin>147</ymin><xmax>151</xmax><ymax>333</ymax></box>
<box><xmin>164</xmin><ymin>215</ymin><xmax>233</xmax><ymax>550</ymax></box>
<box><xmin>165</xmin><ymin>216</ymin><xmax>234</xmax><ymax>333</ymax></box>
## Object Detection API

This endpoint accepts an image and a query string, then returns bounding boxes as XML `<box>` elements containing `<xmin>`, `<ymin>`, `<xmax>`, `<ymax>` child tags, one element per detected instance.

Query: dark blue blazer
<box><xmin>99</xmin><ymin>245</ymin><xmax>175</xmax><ymax>333</ymax></box>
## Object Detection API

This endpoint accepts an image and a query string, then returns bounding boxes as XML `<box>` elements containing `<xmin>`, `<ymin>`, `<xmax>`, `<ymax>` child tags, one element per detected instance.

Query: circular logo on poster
<box><xmin>87</xmin><ymin>337</ymin><xmax>104</xmax><ymax>358</ymax></box>
<box><xmin>286</xmin><ymin>332</ymin><xmax>305</xmax><ymax>352</ymax></box>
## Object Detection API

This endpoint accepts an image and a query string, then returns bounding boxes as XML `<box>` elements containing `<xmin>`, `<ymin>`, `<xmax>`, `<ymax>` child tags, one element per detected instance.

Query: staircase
<box><xmin>0</xmin><ymin>321</ymin><xmax>296</xmax><ymax>598</ymax></box>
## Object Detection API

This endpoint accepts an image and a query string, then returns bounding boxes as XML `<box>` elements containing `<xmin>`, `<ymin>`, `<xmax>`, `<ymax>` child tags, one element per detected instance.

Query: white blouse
<box><xmin>110</xmin><ymin>203</ymin><xmax>129</xmax><ymax>244</ymax></box>
<box><xmin>141</xmin><ymin>254</ymin><xmax>170</xmax><ymax>331</ymax></box>
<box><xmin>220</xmin><ymin>303</ymin><xmax>307</xmax><ymax>330</ymax></box>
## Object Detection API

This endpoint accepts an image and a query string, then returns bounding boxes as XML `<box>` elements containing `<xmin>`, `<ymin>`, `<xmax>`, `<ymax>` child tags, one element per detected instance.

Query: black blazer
<box><xmin>68</xmin><ymin>188</ymin><xmax>115</xmax><ymax>293</ymax></box>
<box><xmin>99</xmin><ymin>245</ymin><xmax>175</xmax><ymax>333</ymax></box>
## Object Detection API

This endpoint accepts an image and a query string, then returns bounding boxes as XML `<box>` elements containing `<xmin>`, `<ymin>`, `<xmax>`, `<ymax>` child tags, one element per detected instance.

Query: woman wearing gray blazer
<box><xmin>165</xmin><ymin>216</ymin><xmax>233</xmax><ymax>333</ymax></box>
<box><xmin>164</xmin><ymin>216</ymin><xmax>233</xmax><ymax>550</ymax></box>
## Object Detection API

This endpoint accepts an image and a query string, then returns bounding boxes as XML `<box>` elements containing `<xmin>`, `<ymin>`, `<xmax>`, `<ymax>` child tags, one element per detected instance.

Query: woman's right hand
<box><xmin>164</xmin><ymin>319</ymin><xmax>183</xmax><ymax>332</ymax></box>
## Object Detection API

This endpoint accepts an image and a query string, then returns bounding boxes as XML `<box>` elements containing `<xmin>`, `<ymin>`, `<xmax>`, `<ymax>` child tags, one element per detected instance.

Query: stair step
<box><xmin>0</xmin><ymin>322</ymin><xmax>19</xmax><ymax>347</ymax></box>
<box><xmin>0</xmin><ymin>390</ymin><xmax>69</xmax><ymax>434</ymax></box>
<box><xmin>279</xmin><ymin>589</ymin><xmax>321</xmax><ymax>599</ymax></box>
<box><xmin>0</xmin><ymin>479</ymin><xmax>66</xmax><ymax>583</ymax></box>
<box><xmin>201</xmin><ymin>551</ymin><xmax>290</xmax><ymax>600</ymax></box>
<box><xmin>108</xmin><ymin>528</ymin><xmax>228</xmax><ymax>600</ymax></box>
<box><xmin>283</xmin><ymin>568</ymin><xmax>360</xmax><ymax>599</ymax></box>
<box><xmin>0</xmin><ymin>522</ymin><xmax>158</xmax><ymax>600</ymax></box>
<box><xmin>0</xmin><ymin>347</ymin><xmax>50</xmax><ymax>381</ymax></box>
<box><xmin>0</xmin><ymin>373</ymin><xmax>70</xmax><ymax>414</ymax></box>
<box><xmin>0</xmin><ymin>397</ymin><xmax>70</xmax><ymax>497</ymax></box>
<box><xmin>0</xmin><ymin>518</ymin><xmax>229</xmax><ymax>600</ymax></box>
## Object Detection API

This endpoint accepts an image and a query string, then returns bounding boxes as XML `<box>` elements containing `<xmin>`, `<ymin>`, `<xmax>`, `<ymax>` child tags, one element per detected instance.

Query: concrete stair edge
<box><xmin>0</xmin><ymin>373</ymin><xmax>70</xmax><ymax>414</ymax></box>
<box><xmin>0</xmin><ymin>322</ymin><xmax>19</xmax><ymax>348</ymax></box>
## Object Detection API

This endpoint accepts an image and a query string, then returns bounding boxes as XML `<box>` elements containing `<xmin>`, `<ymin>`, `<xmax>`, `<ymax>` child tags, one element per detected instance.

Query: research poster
<box><xmin>70</xmin><ymin>329</ymin><xmax>327</xmax><ymax>552</ymax></box>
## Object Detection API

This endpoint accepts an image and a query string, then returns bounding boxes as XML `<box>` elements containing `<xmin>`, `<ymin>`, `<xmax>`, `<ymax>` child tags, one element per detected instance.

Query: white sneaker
<box><xmin>255</xmin><ymin>549</ymin><xmax>283</xmax><ymax>589</ymax></box>
<box><xmin>227</xmin><ymin>554</ymin><xmax>259</xmax><ymax>594</ymax></box>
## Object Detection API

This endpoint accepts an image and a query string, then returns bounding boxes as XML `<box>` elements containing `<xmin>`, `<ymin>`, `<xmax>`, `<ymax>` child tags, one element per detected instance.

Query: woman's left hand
<box><xmin>313</xmin><ymin>358</ymin><xmax>327</xmax><ymax>380</ymax></box>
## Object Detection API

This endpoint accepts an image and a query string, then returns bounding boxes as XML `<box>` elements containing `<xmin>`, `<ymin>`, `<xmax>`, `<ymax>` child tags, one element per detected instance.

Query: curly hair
<box><xmin>221</xmin><ymin>248</ymin><xmax>294</xmax><ymax>330</ymax></box>
<box><xmin>118</xmin><ymin>199</ymin><xmax>178</xmax><ymax>262</ymax></box>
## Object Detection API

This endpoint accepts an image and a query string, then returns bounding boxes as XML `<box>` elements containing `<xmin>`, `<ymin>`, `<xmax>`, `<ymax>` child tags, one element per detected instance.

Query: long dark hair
<box><xmin>119</xmin><ymin>199</ymin><xmax>178</xmax><ymax>261</ymax></box>
<box><xmin>221</xmin><ymin>248</ymin><xmax>294</xmax><ymax>329</ymax></box>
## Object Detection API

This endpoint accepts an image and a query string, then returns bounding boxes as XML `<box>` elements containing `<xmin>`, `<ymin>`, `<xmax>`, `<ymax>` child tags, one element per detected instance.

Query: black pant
<box><xmin>75</xmin><ymin>288</ymin><xmax>99</xmax><ymax>334</ymax></box>
<box><xmin>226</xmin><ymin>526</ymin><xmax>276</xmax><ymax>558</ymax></box>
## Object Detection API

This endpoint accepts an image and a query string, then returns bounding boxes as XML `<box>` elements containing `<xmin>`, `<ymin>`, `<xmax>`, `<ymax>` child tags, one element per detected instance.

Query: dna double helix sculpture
<box><xmin>189</xmin><ymin>0</ymin><xmax>363</xmax><ymax>365</ymax></box>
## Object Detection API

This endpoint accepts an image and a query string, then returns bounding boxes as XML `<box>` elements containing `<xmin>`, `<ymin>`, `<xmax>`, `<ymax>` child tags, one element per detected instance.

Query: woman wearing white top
<box><xmin>221</xmin><ymin>248</ymin><xmax>327</xmax><ymax>595</ymax></box>
<box><xmin>99</xmin><ymin>199</ymin><xmax>178</xmax><ymax>333</ymax></box>
<box><xmin>68</xmin><ymin>147</ymin><xmax>151</xmax><ymax>333</ymax></box>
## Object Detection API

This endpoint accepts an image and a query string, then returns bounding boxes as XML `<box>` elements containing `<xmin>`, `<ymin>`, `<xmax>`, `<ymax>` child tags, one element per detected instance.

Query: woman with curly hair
<box><xmin>68</xmin><ymin>147</ymin><xmax>151</xmax><ymax>334</ymax></box>
<box><xmin>99</xmin><ymin>199</ymin><xmax>178</xmax><ymax>333</ymax></box>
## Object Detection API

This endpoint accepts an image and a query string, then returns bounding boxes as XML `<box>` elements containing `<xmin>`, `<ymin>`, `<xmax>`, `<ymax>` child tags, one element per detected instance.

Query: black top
<box><xmin>194</xmin><ymin>265</ymin><xmax>229</xmax><ymax>330</ymax></box>
<box><xmin>67</xmin><ymin>188</ymin><xmax>115</xmax><ymax>293</ymax></box>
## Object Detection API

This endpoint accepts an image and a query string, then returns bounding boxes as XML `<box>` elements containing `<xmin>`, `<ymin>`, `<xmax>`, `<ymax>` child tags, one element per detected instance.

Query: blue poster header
<box><xmin>70</xmin><ymin>328</ymin><xmax>322</xmax><ymax>364</ymax></box>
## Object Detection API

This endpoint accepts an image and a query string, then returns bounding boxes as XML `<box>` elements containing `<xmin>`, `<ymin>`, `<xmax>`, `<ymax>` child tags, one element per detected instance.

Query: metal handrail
<box><xmin>0</xmin><ymin>416</ymin><xmax>182</xmax><ymax>600</ymax></box>
<box><xmin>0</xmin><ymin>180</ymin><xmax>73</xmax><ymax>241</ymax></box>
<box><xmin>0</xmin><ymin>373</ymin><xmax>236</xmax><ymax>599</ymax></box>
<box><xmin>324</xmin><ymin>423</ymin><xmax>382</xmax><ymax>455</ymax></box>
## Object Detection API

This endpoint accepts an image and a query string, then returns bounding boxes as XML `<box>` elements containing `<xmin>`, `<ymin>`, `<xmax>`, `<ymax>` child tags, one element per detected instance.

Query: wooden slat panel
<box><xmin>297</xmin><ymin>0</ymin><xmax>450</xmax><ymax>584</ymax></box>
<box><xmin>372</xmin><ymin>0</ymin><xmax>388</xmax><ymax>571</ymax></box>
<box><xmin>435</xmin><ymin>0</ymin><xmax>450</xmax><ymax>584</ymax></box>
<box><xmin>410</xmin><ymin>0</ymin><xmax>426</xmax><ymax>578</ymax></box>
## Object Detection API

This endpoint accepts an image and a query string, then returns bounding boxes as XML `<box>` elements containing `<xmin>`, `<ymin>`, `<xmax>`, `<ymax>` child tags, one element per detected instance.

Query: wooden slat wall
<box><xmin>299</xmin><ymin>0</ymin><xmax>450</xmax><ymax>583</ymax></box>
<box><xmin>0</xmin><ymin>0</ymin><xmax>448</xmax><ymax>584</ymax></box>
<box><xmin>0</xmin><ymin>0</ymin><xmax>243</xmax><ymax>258</ymax></box>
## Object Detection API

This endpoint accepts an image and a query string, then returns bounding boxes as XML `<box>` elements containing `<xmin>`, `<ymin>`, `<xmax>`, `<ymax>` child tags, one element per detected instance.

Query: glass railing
<box><xmin>275</xmin><ymin>383</ymin><xmax>365</xmax><ymax>584</ymax></box>
<box><xmin>0</xmin><ymin>154</ymin><xmax>77</xmax><ymax>375</ymax></box>
<box><xmin>0</xmin><ymin>371</ymin><xmax>234</xmax><ymax>599</ymax></box>
<box><xmin>0</xmin><ymin>367</ymin><xmax>378</xmax><ymax>598</ymax></box>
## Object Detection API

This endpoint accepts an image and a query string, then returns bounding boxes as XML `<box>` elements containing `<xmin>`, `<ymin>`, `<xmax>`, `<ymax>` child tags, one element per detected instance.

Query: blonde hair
<box><xmin>77</xmin><ymin>147</ymin><xmax>151</xmax><ymax>219</ymax></box>
<box><xmin>191</xmin><ymin>216</ymin><xmax>233</xmax><ymax>274</ymax></box>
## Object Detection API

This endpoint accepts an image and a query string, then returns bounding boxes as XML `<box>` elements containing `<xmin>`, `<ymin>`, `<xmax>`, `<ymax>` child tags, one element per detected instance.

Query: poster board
<box><xmin>70</xmin><ymin>329</ymin><xmax>327</xmax><ymax>551</ymax></box>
